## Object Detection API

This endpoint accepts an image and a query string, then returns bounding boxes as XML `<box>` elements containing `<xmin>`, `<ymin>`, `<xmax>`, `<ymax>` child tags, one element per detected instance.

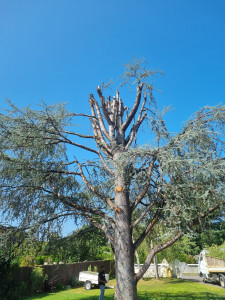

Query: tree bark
<box><xmin>154</xmin><ymin>254</ymin><xmax>159</xmax><ymax>280</ymax></box>
<box><xmin>151</xmin><ymin>240</ymin><xmax>159</xmax><ymax>280</ymax></box>
<box><xmin>114</xmin><ymin>153</ymin><xmax>138</xmax><ymax>300</ymax></box>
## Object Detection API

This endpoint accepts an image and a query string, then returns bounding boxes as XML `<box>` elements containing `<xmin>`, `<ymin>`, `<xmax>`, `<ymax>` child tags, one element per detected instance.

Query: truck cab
<box><xmin>198</xmin><ymin>250</ymin><xmax>209</xmax><ymax>279</ymax></box>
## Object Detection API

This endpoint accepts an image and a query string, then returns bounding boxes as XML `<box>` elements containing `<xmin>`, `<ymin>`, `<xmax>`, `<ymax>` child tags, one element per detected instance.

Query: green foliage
<box><xmin>30</xmin><ymin>266</ymin><xmax>48</xmax><ymax>294</ymax></box>
<box><xmin>7</xmin><ymin>281</ymin><xmax>27</xmax><ymax>300</ymax></box>
<box><xmin>0</xmin><ymin>257</ymin><xmax>28</xmax><ymax>300</ymax></box>
<box><xmin>71</xmin><ymin>276</ymin><xmax>79</xmax><ymax>287</ymax></box>
<box><xmin>43</xmin><ymin>224</ymin><xmax>111</xmax><ymax>263</ymax></box>
<box><xmin>20</xmin><ymin>256</ymin><xmax>36</xmax><ymax>267</ymax></box>
<box><xmin>207</xmin><ymin>242</ymin><xmax>225</xmax><ymax>260</ymax></box>
<box><xmin>134</xmin><ymin>232</ymin><xmax>197</xmax><ymax>264</ymax></box>
<box><xmin>55</xmin><ymin>282</ymin><xmax>66</xmax><ymax>291</ymax></box>
<box><xmin>87</xmin><ymin>264</ymin><xmax>92</xmax><ymax>271</ymax></box>
<box><xmin>193</xmin><ymin>214</ymin><xmax>225</xmax><ymax>252</ymax></box>
<box><xmin>0</xmin><ymin>100</ymin><xmax>82</xmax><ymax>236</ymax></box>
<box><xmin>93</xmin><ymin>265</ymin><xmax>98</xmax><ymax>272</ymax></box>
<box><xmin>157</xmin><ymin>244</ymin><xmax>195</xmax><ymax>264</ymax></box>
<box><xmin>35</xmin><ymin>255</ymin><xmax>50</xmax><ymax>265</ymax></box>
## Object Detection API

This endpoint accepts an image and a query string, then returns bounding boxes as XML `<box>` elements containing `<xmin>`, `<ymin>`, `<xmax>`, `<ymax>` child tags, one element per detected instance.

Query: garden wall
<box><xmin>15</xmin><ymin>260</ymin><xmax>115</xmax><ymax>286</ymax></box>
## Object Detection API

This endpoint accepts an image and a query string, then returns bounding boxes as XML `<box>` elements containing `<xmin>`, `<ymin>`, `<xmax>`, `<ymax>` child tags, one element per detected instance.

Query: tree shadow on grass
<box><xmin>138</xmin><ymin>291</ymin><xmax>225</xmax><ymax>300</ymax></box>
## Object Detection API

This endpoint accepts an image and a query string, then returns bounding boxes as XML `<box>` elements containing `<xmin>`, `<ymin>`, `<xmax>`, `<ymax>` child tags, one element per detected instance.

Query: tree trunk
<box><xmin>154</xmin><ymin>254</ymin><xmax>159</xmax><ymax>280</ymax></box>
<box><xmin>151</xmin><ymin>240</ymin><xmax>159</xmax><ymax>280</ymax></box>
<box><xmin>114</xmin><ymin>200</ymin><xmax>137</xmax><ymax>300</ymax></box>
<box><xmin>135</xmin><ymin>249</ymin><xmax>140</xmax><ymax>272</ymax></box>
<box><xmin>114</xmin><ymin>156</ymin><xmax>137</xmax><ymax>300</ymax></box>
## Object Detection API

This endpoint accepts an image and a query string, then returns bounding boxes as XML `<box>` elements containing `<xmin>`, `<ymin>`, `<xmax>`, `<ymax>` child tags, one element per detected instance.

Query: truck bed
<box><xmin>206</xmin><ymin>256</ymin><xmax>225</xmax><ymax>273</ymax></box>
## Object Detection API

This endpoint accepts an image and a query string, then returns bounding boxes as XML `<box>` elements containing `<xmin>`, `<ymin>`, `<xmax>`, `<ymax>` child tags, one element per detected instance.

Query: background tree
<box><xmin>43</xmin><ymin>224</ymin><xmax>112</xmax><ymax>263</ymax></box>
<box><xmin>0</xmin><ymin>59</ymin><xmax>225</xmax><ymax>300</ymax></box>
<box><xmin>193</xmin><ymin>212</ymin><xmax>225</xmax><ymax>251</ymax></box>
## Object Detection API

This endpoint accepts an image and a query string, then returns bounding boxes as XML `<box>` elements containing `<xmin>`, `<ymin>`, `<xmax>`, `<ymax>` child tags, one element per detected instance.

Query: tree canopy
<box><xmin>0</xmin><ymin>59</ymin><xmax>225</xmax><ymax>300</ymax></box>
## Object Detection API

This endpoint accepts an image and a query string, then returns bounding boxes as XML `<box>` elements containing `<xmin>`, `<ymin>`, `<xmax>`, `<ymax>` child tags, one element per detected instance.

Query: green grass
<box><xmin>25</xmin><ymin>278</ymin><xmax>225</xmax><ymax>300</ymax></box>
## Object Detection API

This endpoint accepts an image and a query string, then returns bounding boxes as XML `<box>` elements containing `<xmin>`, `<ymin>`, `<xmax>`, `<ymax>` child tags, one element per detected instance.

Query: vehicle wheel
<box><xmin>219</xmin><ymin>274</ymin><xmax>225</xmax><ymax>288</ymax></box>
<box><xmin>85</xmin><ymin>281</ymin><xmax>92</xmax><ymax>290</ymax></box>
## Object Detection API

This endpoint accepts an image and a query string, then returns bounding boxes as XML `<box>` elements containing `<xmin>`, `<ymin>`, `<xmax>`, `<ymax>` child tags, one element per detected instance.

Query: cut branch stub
<box><xmin>116</xmin><ymin>186</ymin><xmax>123</xmax><ymax>192</ymax></box>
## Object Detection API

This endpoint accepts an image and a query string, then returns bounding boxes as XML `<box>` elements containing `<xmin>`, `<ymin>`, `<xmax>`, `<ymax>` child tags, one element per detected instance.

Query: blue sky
<box><xmin>1</xmin><ymin>0</ymin><xmax>224</xmax><ymax>124</ymax></box>
<box><xmin>1</xmin><ymin>0</ymin><xmax>225</xmax><ymax>234</ymax></box>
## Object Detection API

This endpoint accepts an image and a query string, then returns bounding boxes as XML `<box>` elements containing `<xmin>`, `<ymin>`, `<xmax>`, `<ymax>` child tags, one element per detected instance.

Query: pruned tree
<box><xmin>0</xmin><ymin>59</ymin><xmax>225</xmax><ymax>300</ymax></box>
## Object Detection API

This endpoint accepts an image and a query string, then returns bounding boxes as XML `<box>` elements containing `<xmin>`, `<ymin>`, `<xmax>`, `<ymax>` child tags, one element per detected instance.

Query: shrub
<box><xmin>30</xmin><ymin>266</ymin><xmax>48</xmax><ymax>294</ymax></box>
<box><xmin>55</xmin><ymin>282</ymin><xmax>66</xmax><ymax>291</ymax></box>
<box><xmin>71</xmin><ymin>276</ymin><xmax>79</xmax><ymax>287</ymax></box>
<box><xmin>88</xmin><ymin>264</ymin><xmax>92</xmax><ymax>271</ymax></box>
<box><xmin>93</xmin><ymin>265</ymin><xmax>98</xmax><ymax>272</ymax></box>
<box><xmin>8</xmin><ymin>281</ymin><xmax>27</xmax><ymax>300</ymax></box>
<box><xmin>35</xmin><ymin>255</ymin><xmax>48</xmax><ymax>265</ymax></box>
<box><xmin>0</xmin><ymin>257</ymin><xmax>27</xmax><ymax>300</ymax></box>
<box><xmin>208</xmin><ymin>242</ymin><xmax>225</xmax><ymax>260</ymax></box>
<box><xmin>20</xmin><ymin>256</ymin><xmax>35</xmax><ymax>267</ymax></box>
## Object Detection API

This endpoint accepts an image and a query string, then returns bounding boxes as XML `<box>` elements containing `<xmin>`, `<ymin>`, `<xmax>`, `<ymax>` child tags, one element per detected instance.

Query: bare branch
<box><xmin>44</xmin><ymin>169</ymin><xmax>81</xmax><ymax>176</ymax></box>
<box><xmin>97</xmin><ymin>150</ymin><xmax>114</xmax><ymax>175</ymax></box>
<box><xmin>86</xmin><ymin>215</ymin><xmax>115</xmax><ymax>248</ymax></box>
<box><xmin>125</xmin><ymin>113</ymin><xmax>147</xmax><ymax>150</ymax></box>
<box><xmin>70</xmin><ymin>113</ymin><xmax>98</xmax><ymax>119</ymax></box>
<box><xmin>191</xmin><ymin>201</ymin><xmax>225</xmax><ymax>226</ymax></box>
<box><xmin>125</xmin><ymin>92</ymin><xmax>147</xmax><ymax>149</ymax></box>
<box><xmin>134</xmin><ymin>201</ymin><xmax>164</xmax><ymax>250</ymax></box>
<box><xmin>131</xmin><ymin>159</ymin><xmax>156</xmax><ymax>211</ymax></box>
<box><xmin>62</xmin><ymin>130</ymin><xmax>94</xmax><ymax>139</ymax></box>
<box><xmin>76</xmin><ymin>160</ymin><xmax>115</xmax><ymax>211</ymax></box>
<box><xmin>131</xmin><ymin>187</ymin><xmax>161</xmax><ymax>229</ymax></box>
<box><xmin>96</xmin><ymin>86</ymin><xmax>114</xmax><ymax>126</ymax></box>
<box><xmin>121</xmin><ymin>83</ymin><xmax>144</xmax><ymax>132</ymax></box>
<box><xmin>89</xmin><ymin>117</ymin><xmax>112</xmax><ymax>157</ymax></box>
<box><xmin>89</xmin><ymin>94</ymin><xmax>111</xmax><ymax>141</ymax></box>
<box><xmin>64</xmin><ymin>140</ymin><xmax>99</xmax><ymax>154</ymax></box>
<box><xmin>39</xmin><ymin>111</ymin><xmax>100</xmax><ymax>155</ymax></box>
<box><xmin>49</xmin><ymin>183</ymin><xmax>115</xmax><ymax>227</ymax></box>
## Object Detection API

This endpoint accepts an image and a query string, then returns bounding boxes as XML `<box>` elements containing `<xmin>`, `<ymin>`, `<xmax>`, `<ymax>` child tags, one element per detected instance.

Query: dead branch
<box><xmin>121</xmin><ymin>83</ymin><xmax>144</xmax><ymax>132</ymax></box>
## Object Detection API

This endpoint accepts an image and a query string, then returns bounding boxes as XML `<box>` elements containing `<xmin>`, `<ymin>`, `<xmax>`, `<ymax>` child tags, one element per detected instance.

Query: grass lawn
<box><xmin>25</xmin><ymin>278</ymin><xmax>225</xmax><ymax>300</ymax></box>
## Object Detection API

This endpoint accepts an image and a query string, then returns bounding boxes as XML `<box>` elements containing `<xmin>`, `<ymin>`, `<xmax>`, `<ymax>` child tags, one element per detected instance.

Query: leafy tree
<box><xmin>193</xmin><ymin>212</ymin><xmax>225</xmax><ymax>251</ymax></box>
<box><xmin>43</xmin><ymin>224</ymin><xmax>112</xmax><ymax>263</ymax></box>
<box><xmin>0</xmin><ymin>59</ymin><xmax>225</xmax><ymax>300</ymax></box>
<box><xmin>207</xmin><ymin>241</ymin><xmax>225</xmax><ymax>260</ymax></box>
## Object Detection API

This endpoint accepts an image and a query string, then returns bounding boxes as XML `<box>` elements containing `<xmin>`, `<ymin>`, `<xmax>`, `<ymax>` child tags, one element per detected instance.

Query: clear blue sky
<box><xmin>1</xmin><ymin>0</ymin><xmax>225</xmax><ymax>234</ymax></box>
<box><xmin>1</xmin><ymin>0</ymin><xmax>224</xmax><ymax>125</ymax></box>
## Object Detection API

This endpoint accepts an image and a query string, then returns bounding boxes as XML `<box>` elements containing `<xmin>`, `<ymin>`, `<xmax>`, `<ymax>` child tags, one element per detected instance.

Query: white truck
<box><xmin>198</xmin><ymin>249</ymin><xmax>225</xmax><ymax>288</ymax></box>
<box><xmin>79</xmin><ymin>271</ymin><xmax>110</xmax><ymax>290</ymax></box>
